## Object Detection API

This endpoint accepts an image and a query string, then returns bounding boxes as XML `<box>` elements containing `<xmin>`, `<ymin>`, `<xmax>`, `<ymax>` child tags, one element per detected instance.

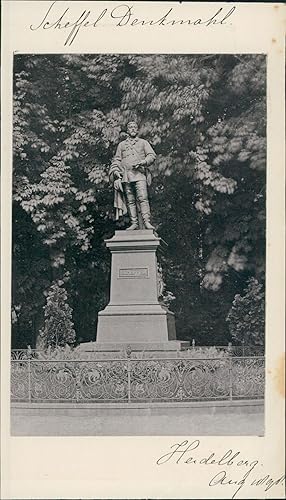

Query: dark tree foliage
<box><xmin>12</xmin><ymin>54</ymin><xmax>266</xmax><ymax>347</ymax></box>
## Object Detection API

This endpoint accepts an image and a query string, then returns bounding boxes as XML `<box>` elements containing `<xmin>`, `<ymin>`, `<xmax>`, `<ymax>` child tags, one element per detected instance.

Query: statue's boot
<box><xmin>126</xmin><ymin>207</ymin><xmax>139</xmax><ymax>230</ymax></box>
<box><xmin>142</xmin><ymin>215</ymin><xmax>155</xmax><ymax>230</ymax></box>
<box><xmin>124</xmin><ymin>184</ymin><xmax>139</xmax><ymax>230</ymax></box>
<box><xmin>126</xmin><ymin>221</ymin><xmax>139</xmax><ymax>231</ymax></box>
<box><xmin>140</xmin><ymin>200</ymin><xmax>155</xmax><ymax>230</ymax></box>
<box><xmin>135</xmin><ymin>180</ymin><xmax>155</xmax><ymax>230</ymax></box>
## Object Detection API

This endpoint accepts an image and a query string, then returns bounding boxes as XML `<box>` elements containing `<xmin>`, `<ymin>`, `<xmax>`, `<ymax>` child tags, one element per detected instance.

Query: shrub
<box><xmin>39</xmin><ymin>281</ymin><xmax>76</xmax><ymax>349</ymax></box>
<box><xmin>226</xmin><ymin>278</ymin><xmax>265</xmax><ymax>346</ymax></box>
<box><xmin>182</xmin><ymin>346</ymin><xmax>229</xmax><ymax>358</ymax></box>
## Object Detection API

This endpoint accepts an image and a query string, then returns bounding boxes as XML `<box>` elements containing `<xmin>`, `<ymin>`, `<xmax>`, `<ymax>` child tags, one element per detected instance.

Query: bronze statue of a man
<box><xmin>109</xmin><ymin>121</ymin><xmax>156</xmax><ymax>230</ymax></box>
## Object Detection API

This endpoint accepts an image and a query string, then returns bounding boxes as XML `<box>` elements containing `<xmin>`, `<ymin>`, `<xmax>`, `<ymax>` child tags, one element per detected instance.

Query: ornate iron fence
<box><xmin>11</xmin><ymin>349</ymin><xmax>40</xmax><ymax>360</ymax></box>
<box><xmin>11</xmin><ymin>356</ymin><xmax>264</xmax><ymax>403</ymax></box>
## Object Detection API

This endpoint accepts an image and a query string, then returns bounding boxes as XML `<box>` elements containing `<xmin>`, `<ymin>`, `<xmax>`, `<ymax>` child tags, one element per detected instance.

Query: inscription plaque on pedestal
<box><xmin>118</xmin><ymin>267</ymin><xmax>149</xmax><ymax>279</ymax></box>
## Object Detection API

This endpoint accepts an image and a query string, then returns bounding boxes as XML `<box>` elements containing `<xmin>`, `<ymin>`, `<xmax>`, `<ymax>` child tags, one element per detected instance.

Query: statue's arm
<box><xmin>142</xmin><ymin>140</ymin><xmax>156</xmax><ymax>166</ymax></box>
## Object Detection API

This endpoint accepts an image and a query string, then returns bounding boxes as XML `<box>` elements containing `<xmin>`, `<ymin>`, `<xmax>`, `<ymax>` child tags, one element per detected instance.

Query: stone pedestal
<box><xmin>82</xmin><ymin>230</ymin><xmax>188</xmax><ymax>352</ymax></box>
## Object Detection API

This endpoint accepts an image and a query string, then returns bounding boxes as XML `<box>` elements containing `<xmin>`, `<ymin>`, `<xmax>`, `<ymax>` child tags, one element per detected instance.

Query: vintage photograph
<box><xmin>11</xmin><ymin>53</ymin><xmax>266</xmax><ymax>436</ymax></box>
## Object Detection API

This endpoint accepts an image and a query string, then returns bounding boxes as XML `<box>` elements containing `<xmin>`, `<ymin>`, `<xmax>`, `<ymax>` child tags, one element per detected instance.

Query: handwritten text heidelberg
<box><xmin>157</xmin><ymin>440</ymin><xmax>285</xmax><ymax>499</ymax></box>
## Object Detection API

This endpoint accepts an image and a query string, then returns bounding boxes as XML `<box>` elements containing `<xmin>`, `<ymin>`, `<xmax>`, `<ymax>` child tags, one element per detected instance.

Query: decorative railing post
<box><xmin>75</xmin><ymin>364</ymin><xmax>81</xmax><ymax>403</ymax></box>
<box><xmin>127</xmin><ymin>360</ymin><xmax>131</xmax><ymax>403</ymax></box>
<box><xmin>126</xmin><ymin>346</ymin><xmax>131</xmax><ymax>403</ymax></box>
<box><xmin>178</xmin><ymin>365</ymin><xmax>184</xmax><ymax>401</ymax></box>
<box><xmin>229</xmin><ymin>356</ymin><xmax>233</xmax><ymax>400</ymax></box>
<box><xmin>27</xmin><ymin>358</ymin><xmax>32</xmax><ymax>403</ymax></box>
<box><xmin>242</xmin><ymin>340</ymin><xmax>245</xmax><ymax>357</ymax></box>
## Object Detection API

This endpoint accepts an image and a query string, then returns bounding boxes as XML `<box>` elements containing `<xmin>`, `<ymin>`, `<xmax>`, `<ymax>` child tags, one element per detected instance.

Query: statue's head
<box><xmin>126</xmin><ymin>121</ymin><xmax>138</xmax><ymax>137</ymax></box>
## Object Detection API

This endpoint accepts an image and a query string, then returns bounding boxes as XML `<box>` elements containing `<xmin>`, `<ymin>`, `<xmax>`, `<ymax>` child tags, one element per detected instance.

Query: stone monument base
<box><xmin>85</xmin><ymin>229</ymin><xmax>189</xmax><ymax>355</ymax></box>
<box><xmin>96</xmin><ymin>303</ymin><xmax>176</xmax><ymax>344</ymax></box>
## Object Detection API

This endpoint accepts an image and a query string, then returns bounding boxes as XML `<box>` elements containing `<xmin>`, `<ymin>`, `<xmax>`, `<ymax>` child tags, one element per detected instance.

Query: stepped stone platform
<box><xmin>78</xmin><ymin>340</ymin><xmax>190</xmax><ymax>353</ymax></box>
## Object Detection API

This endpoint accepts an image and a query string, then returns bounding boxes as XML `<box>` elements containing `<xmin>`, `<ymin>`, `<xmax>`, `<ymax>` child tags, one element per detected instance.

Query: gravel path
<box><xmin>11</xmin><ymin>407</ymin><xmax>264</xmax><ymax>436</ymax></box>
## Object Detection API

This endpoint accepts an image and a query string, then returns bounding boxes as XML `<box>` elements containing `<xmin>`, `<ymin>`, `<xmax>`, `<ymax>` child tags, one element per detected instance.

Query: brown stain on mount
<box><xmin>273</xmin><ymin>353</ymin><xmax>285</xmax><ymax>398</ymax></box>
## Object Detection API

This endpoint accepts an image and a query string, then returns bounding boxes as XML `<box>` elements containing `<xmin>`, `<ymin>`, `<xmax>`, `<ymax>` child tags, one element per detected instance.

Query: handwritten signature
<box><xmin>157</xmin><ymin>439</ymin><xmax>285</xmax><ymax>499</ymax></box>
<box><xmin>30</xmin><ymin>2</ymin><xmax>236</xmax><ymax>47</ymax></box>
